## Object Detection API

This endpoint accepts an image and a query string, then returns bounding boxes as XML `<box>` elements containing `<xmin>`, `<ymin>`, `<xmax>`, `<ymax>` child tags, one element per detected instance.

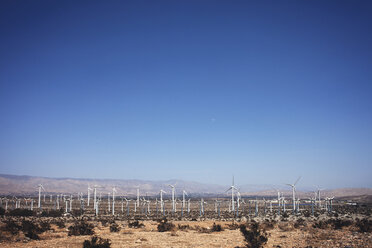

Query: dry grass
<box><xmin>0</xmin><ymin>220</ymin><xmax>371</xmax><ymax>248</ymax></box>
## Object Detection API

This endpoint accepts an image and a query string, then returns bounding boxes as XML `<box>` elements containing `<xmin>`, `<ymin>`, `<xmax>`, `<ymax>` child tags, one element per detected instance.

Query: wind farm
<box><xmin>0</xmin><ymin>174</ymin><xmax>371</xmax><ymax>247</ymax></box>
<box><xmin>1</xmin><ymin>0</ymin><xmax>372</xmax><ymax>247</ymax></box>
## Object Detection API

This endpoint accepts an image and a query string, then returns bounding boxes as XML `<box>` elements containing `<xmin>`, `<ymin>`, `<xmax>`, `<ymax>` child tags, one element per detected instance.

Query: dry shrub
<box><xmin>83</xmin><ymin>236</ymin><xmax>111</xmax><ymax>248</ymax></box>
<box><xmin>278</xmin><ymin>222</ymin><xmax>293</xmax><ymax>232</ymax></box>
<box><xmin>109</xmin><ymin>222</ymin><xmax>121</xmax><ymax>232</ymax></box>
<box><xmin>41</xmin><ymin>209</ymin><xmax>63</xmax><ymax>217</ymax></box>
<box><xmin>3</xmin><ymin>219</ymin><xmax>21</xmax><ymax>235</ymax></box>
<box><xmin>261</xmin><ymin>220</ymin><xmax>275</xmax><ymax>231</ymax></box>
<box><xmin>293</xmin><ymin>218</ymin><xmax>306</xmax><ymax>229</ymax></box>
<box><xmin>157</xmin><ymin>217</ymin><xmax>175</xmax><ymax>232</ymax></box>
<box><xmin>355</xmin><ymin>218</ymin><xmax>372</xmax><ymax>232</ymax></box>
<box><xmin>128</xmin><ymin>220</ymin><xmax>144</xmax><ymax>228</ymax></box>
<box><xmin>227</xmin><ymin>222</ymin><xmax>240</xmax><ymax>230</ymax></box>
<box><xmin>211</xmin><ymin>223</ymin><xmax>223</xmax><ymax>232</ymax></box>
<box><xmin>68</xmin><ymin>220</ymin><xmax>95</xmax><ymax>236</ymax></box>
<box><xmin>312</xmin><ymin>220</ymin><xmax>328</xmax><ymax>229</ymax></box>
<box><xmin>177</xmin><ymin>224</ymin><xmax>190</xmax><ymax>231</ymax></box>
<box><xmin>55</xmin><ymin>220</ymin><xmax>66</xmax><ymax>228</ymax></box>
<box><xmin>7</xmin><ymin>209</ymin><xmax>34</xmax><ymax>217</ymax></box>
<box><xmin>239</xmin><ymin>223</ymin><xmax>268</xmax><ymax>248</ymax></box>
<box><xmin>195</xmin><ymin>225</ymin><xmax>210</xmax><ymax>233</ymax></box>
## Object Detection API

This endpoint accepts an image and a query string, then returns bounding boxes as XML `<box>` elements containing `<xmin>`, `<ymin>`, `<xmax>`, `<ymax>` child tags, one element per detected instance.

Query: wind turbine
<box><xmin>87</xmin><ymin>185</ymin><xmax>92</xmax><ymax>206</ymax></box>
<box><xmin>226</xmin><ymin>176</ymin><xmax>237</xmax><ymax>214</ymax></box>
<box><xmin>136</xmin><ymin>187</ymin><xmax>140</xmax><ymax>210</ymax></box>
<box><xmin>182</xmin><ymin>190</ymin><xmax>188</xmax><ymax>210</ymax></box>
<box><xmin>286</xmin><ymin>176</ymin><xmax>301</xmax><ymax>213</ymax></box>
<box><xmin>160</xmin><ymin>189</ymin><xmax>166</xmax><ymax>213</ymax></box>
<box><xmin>168</xmin><ymin>183</ymin><xmax>177</xmax><ymax>213</ymax></box>
<box><xmin>112</xmin><ymin>187</ymin><xmax>117</xmax><ymax>215</ymax></box>
<box><xmin>37</xmin><ymin>184</ymin><xmax>45</xmax><ymax>209</ymax></box>
<box><xmin>315</xmin><ymin>186</ymin><xmax>324</xmax><ymax>208</ymax></box>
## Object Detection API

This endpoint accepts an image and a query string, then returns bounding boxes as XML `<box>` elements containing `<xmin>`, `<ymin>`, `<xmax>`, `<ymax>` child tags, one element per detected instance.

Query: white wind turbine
<box><xmin>112</xmin><ymin>187</ymin><xmax>117</xmax><ymax>215</ymax></box>
<box><xmin>182</xmin><ymin>190</ymin><xmax>188</xmax><ymax>210</ymax></box>
<box><xmin>226</xmin><ymin>176</ymin><xmax>237</xmax><ymax>213</ymax></box>
<box><xmin>37</xmin><ymin>184</ymin><xmax>45</xmax><ymax>209</ymax></box>
<box><xmin>286</xmin><ymin>176</ymin><xmax>301</xmax><ymax>212</ymax></box>
<box><xmin>87</xmin><ymin>185</ymin><xmax>92</xmax><ymax>206</ymax></box>
<box><xmin>93</xmin><ymin>185</ymin><xmax>102</xmax><ymax>211</ymax></box>
<box><xmin>168</xmin><ymin>183</ymin><xmax>177</xmax><ymax>213</ymax></box>
<box><xmin>136</xmin><ymin>187</ymin><xmax>140</xmax><ymax>209</ymax></box>
<box><xmin>315</xmin><ymin>186</ymin><xmax>324</xmax><ymax>208</ymax></box>
<box><xmin>160</xmin><ymin>189</ymin><xmax>166</xmax><ymax>212</ymax></box>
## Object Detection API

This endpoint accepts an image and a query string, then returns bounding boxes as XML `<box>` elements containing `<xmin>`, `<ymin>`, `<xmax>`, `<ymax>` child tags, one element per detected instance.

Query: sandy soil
<box><xmin>1</xmin><ymin>219</ymin><xmax>372</xmax><ymax>248</ymax></box>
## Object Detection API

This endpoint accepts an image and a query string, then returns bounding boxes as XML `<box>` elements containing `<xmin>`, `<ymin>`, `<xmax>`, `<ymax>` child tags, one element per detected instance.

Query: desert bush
<box><xmin>303</xmin><ymin>210</ymin><xmax>311</xmax><ymax>218</ymax></box>
<box><xmin>55</xmin><ymin>220</ymin><xmax>66</xmax><ymax>228</ymax></box>
<box><xmin>21</xmin><ymin>220</ymin><xmax>42</xmax><ymax>240</ymax></box>
<box><xmin>83</xmin><ymin>236</ymin><xmax>111</xmax><ymax>248</ymax></box>
<box><xmin>157</xmin><ymin>217</ymin><xmax>175</xmax><ymax>232</ymax></box>
<box><xmin>3</xmin><ymin>219</ymin><xmax>21</xmax><ymax>235</ymax></box>
<box><xmin>227</xmin><ymin>222</ymin><xmax>240</xmax><ymax>230</ymax></box>
<box><xmin>100</xmin><ymin>219</ymin><xmax>109</xmax><ymax>227</ymax></box>
<box><xmin>281</xmin><ymin>211</ymin><xmax>289</xmax><ymax>218</ymax></box>
<box><xmin>177</xmin><ymin>224</ymin><xmax>190</xmax><ymax>230</ymax></box>
<box><xmin>0</xmin><ymin>207</ymin><xmax>5</xmax><ymax>215</ymax></box>
<box><xmin>312</xmin><ymin>220</ymin><xmax>328</xmax><ymax>229</ymax></box>
<box><xmin>41</xmin><ymin>209</ymin><xmax>63</xmax><ymax>217</ymax></box>
<box><xmin>128</xmin><ymin>220</ymin><xmax>144</xmax><ymax>228</ymax></box>
<box><xmin>261</xmin><ymin>220</ymin><xmax>275</xmax><ymax>231</ymax></box>
<box><xmin>68</xmin><ymin>220</ymin><xmax>95</xmax><ymax>236</ymax></box>
<box><xmin>211</xmin><ymin>223</ymin><xmax>223</xmax><ymax>232</ymax></box>
<box><xmin>39</xmin><ymin>221</ymin><xmax>52</xmax><ymax>232</ymax></box>
<box><xmin>109</xmin><ymin>222</ymin><xmax>121</xmax><ymax>232</ymax></box>
<box><xmin>7</xmin><ymin>208</ymin><xmax>34</xmax><ymax>217</ymax></box>
<box><xmin>72</xmin><ymin>209</ymin><xmax>84</xmax><ymax>217</ymax></box>
<box><xmin>328</xmin><ymin>218</ymin><xmax>352</xmax><ymax>230</ymax></box>
<box><xmin>239</xmin><ymin>223</ymin><xmax>268</xmax><ymax>248</ymax></box>
<box><xmin>294</xmin><ymin>218</ymin><xmax>306</xmax><ymax>229</ymax></box>
<box><xmin>355</xmin><ymin>218</ymin><xmax>372</xmax><ymax>232</ymax></box>
<box><xmin>278</xmin><ymin>222</ymin><xmax>293</xmax><ymax>232</ymax></box>
<box><xmin>195</xmin><ymin>225</ymin><xmax>210</xmax><ymax>233</ymax></box>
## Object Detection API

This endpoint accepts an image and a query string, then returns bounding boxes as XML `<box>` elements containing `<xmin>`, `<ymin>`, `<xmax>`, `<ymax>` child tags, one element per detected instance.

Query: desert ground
<box><xmin>1</xmin><ymin>197</ymin><xmax>372</xmax><ymax>247</ymax></box>
<box><xmin>1</xmin><ymin>213</ymin><xmax>371</xmax><ymax>247</ymax></box>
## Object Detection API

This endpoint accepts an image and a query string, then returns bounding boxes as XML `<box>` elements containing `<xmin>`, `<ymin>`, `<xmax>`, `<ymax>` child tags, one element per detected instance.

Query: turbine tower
<box><xmin>182</xmin><ymin>190</ymin><xmax>188</xmax><ymax>210</ymax></box>
<box><xmin>160</xmin><ymin>189</ymin><xmax>166</xmax><ymax>212</ymax></box>
<box><xmin>112</xmin><ymin>187</ymin><xmax>117</xmax><ymax>215</ymax></box>
<box><xmin>136</xmin><ymin>187</ymin><xmax>140</xmax><ymax>209</ymax></box>
<box><xmin>37</xmin><ymin>184</ymin><xmax>45</xmax><ymax>209</ymax></box>
<box><xmin>87</xmin><ymin>185</ymin><xmax>92</xmax><ymax>206</ymax></box>
<box><xmin>226</xmin><ymin>176</ymin><xmax>237</xmax><ymax>213</ymax></box>
<box><xmin>168</xmin><ymin>183</ymin><xmax>177</xmax><ymax>213</ymax></box>
<box><xmin>286</xmin><ymin>176</ymin><xmax>301</xmax><ymax>213</ymax></box>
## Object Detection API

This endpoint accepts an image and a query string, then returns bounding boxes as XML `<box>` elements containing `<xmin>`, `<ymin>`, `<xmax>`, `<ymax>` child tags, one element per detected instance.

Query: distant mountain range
<box><xmin>0</xmin><ymin>174</ymin><xmax>371</xmax><ymax>199</ymax></box>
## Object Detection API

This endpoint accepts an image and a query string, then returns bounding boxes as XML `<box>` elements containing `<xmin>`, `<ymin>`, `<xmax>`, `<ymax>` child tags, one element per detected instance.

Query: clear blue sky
<box><xmin>1</xmin><ymin>1</ymin><xmax>371</xmax><ymax>188</ymax></box>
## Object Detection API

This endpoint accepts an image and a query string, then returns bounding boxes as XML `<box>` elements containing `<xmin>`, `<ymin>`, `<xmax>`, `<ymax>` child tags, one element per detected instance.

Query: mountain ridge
<box><xmin>0</xmin><ymin>173</ymin><xmax>371</xmax><ymax>198</ymax></box>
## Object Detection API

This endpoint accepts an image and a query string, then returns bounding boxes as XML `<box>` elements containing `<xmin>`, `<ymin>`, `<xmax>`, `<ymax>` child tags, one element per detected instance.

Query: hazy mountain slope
<box><xmin>0</xmin><ymin>174</ymin><xmax>371</xmax><ymax>197</ymax></box>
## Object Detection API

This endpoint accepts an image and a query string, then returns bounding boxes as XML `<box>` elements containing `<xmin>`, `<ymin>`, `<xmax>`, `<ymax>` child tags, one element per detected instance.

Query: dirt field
<box><xmin>1</xmin><ymin>218</ymin><xmax>371</xmax><ymax>248</ymax></box>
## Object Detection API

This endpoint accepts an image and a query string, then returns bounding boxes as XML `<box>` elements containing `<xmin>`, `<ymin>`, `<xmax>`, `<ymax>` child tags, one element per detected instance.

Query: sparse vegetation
<box><xmin>157</xmin><ymin>217</ymin><xmax>175</xmax><ymax>232</ymax></box>
<box><xmin>68</xmin><ymin>220</ymin><xmax>95</xmax><ymax>236</ymax></box>
<box><xmin>83</xmin><ymin>236</ymin><xmax>111</xmax><ymax>248</ymax></box>
<box><xmin>7</xmin><ymin>208</ymin><xmax>34</xmax><ymax>217</ymax></box>
<box><xmin>355</xmin><ymin>218</ymin><xmax>372</xmax><ymax>232</ymax></box>
<box><xmin>109</xmin><ymin>222</ymin><xmax>121</xmax><ymax>232</ymax></box>
<box><xmin>211</xmin><ymin>223</ymin><xmax>223</xmax><ymax>232</ymax></box>
<box><xmin>239</xmin><ymin>223</ymin><xmax>268</xmax><ymax>248</ymax></box>
<box><xmin>128</xmin><ymin>220</ymin><xmax>144</xmax><ymax>228</ymax></box>
<box><xmin>41</xmin><ymin>209</ymin><xmax>63</xmax><ymax>217</ymax></box>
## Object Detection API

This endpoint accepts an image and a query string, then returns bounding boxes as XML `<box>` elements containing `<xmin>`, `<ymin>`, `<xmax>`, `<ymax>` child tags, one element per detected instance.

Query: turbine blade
<box><xmin>294</xmin><ymin>176</ymin><xmax>301</xmax><ymax>186</ymax></box>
